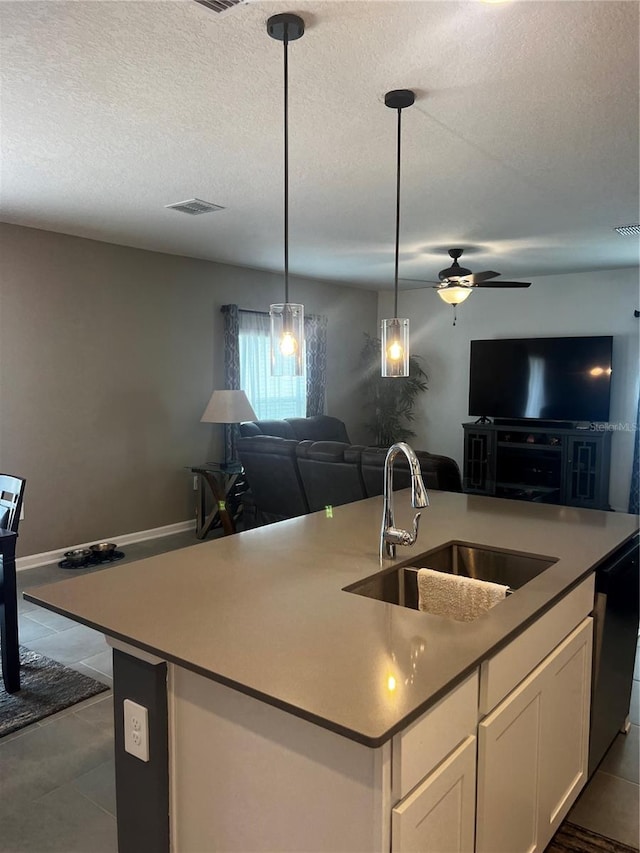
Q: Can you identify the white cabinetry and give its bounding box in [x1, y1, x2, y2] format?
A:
[390, 674, 478, 853]
[392, 735, 476, 853]
[168, 578, 594, 853]
[476, 617, 593, 853]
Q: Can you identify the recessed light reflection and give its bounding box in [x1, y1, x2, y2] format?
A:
[387, 674, 397, 693]
[589, 366, 613, 377]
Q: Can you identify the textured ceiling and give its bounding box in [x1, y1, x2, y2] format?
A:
[1, 0, 638, 289]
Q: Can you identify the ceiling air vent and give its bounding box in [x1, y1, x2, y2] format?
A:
[193, 0, 249, 15]
[165, 198, 225, 216]
[614, 224, 640, 236]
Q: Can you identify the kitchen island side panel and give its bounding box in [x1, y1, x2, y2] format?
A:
[168, 664, 392, 853]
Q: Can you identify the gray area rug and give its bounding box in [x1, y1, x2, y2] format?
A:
[545, 822, 639, 853]
[0, 645, 109, 738]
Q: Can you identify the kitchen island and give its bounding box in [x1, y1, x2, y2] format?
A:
[25, 489, 639, 853]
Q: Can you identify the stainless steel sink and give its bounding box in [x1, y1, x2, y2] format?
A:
[344, 542, 556, 611]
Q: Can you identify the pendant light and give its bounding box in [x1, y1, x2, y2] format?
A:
[381, 90, 415, 377]
[268, 13, 305, 377]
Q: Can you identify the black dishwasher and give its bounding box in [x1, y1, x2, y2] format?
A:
[588, 533, 639, 778]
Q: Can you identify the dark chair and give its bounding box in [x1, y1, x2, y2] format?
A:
[360, 448, 462, 497]
[295, 441, 367, 513]
[0, 473, 26, 693]
[0, 474, 26, 533]
[236, 437, 309, 526]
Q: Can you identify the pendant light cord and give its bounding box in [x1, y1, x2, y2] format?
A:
[283, 29, 290, 304]
[393, 106, 402, 318]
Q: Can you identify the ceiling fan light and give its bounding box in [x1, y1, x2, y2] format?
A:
[437, 286, 473, 305]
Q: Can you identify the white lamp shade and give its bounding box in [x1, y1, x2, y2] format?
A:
[200, 390, 257, 424]
[437, 286, 473, 305]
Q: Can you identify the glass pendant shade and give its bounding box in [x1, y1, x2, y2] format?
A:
[437, 286, 473, 305]
[381, 317, 410, 377]
[270, 302, 304, 376]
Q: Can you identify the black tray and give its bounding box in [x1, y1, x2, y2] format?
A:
[58, 550, 125, 570]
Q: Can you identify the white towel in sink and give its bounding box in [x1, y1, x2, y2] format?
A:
[417, 569, 508, 622]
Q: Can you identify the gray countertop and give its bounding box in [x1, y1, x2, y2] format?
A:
[25, 491, 639, 746]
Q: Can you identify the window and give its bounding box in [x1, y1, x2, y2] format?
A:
[238, 310, 306, 420]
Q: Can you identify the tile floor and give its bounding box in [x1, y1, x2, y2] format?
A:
[3, 531, 210, 853]
[2, 530, 639, 852]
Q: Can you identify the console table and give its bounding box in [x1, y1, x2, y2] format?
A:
[190, 463, 244, 539]
[463, 422, 612, 510]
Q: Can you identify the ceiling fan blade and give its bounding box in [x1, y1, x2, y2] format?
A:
[474, 281, 531, 288]
[398, 278, 442, 289]
[464, 270, 500, 284]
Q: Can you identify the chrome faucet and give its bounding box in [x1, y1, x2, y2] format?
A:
[379, 442, 429, 564]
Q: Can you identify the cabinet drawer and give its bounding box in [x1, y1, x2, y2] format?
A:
[479, 575, 594, 715]
[392, 670, 478, 800]
[392, 735, 476, 853]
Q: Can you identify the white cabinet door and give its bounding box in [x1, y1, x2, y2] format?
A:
[477, 617, 593, 853]
[476, 669, 543, 853]
[539, 617, 593, 840]
[392, 736, 476, 853]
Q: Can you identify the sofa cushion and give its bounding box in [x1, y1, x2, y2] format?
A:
[295, 441, 366, 513]
[239, 415, 350, 443]
[360, 447, 462, 497]
[238, 421, 262, 438]
[236, 436, 309, 523]
[295, 440, 363, 462]
[286, 416, 351, 443]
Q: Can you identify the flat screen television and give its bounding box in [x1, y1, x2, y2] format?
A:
[468, 336, 613, 423]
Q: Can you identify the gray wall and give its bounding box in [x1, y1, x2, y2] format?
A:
[378, 267, 640, 512]
[0, 224, 378, 556]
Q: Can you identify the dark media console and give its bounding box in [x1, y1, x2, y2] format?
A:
[463, 421, 611, 510]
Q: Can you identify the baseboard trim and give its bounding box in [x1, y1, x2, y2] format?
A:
[16, 519, 196, 572]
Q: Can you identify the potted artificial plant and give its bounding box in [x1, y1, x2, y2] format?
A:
[358, 333, 428, 447]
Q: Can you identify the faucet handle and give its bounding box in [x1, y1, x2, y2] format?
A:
[384, 526, 414, 547]
[384, 512, 422, 548]
[411, 511, 422, 542]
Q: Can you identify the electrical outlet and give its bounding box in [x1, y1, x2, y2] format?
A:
[193, 475, 199, 490]
[123, 699, 149, 762]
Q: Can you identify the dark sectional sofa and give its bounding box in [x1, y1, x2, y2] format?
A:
[236, 416, 462, 528]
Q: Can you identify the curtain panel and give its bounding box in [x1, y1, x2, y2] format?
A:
[221, 304, 241, 462]
[304, 313, 328, 417]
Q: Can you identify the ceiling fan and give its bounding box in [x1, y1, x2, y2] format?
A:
[402, 248, 531, 324]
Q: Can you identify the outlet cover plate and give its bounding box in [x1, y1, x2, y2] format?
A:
[123, 698, 149, 762]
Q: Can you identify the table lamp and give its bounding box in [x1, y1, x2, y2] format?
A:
[200, 390, 257, 465]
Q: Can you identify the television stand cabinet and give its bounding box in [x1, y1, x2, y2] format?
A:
[463, 422, 611, 510]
